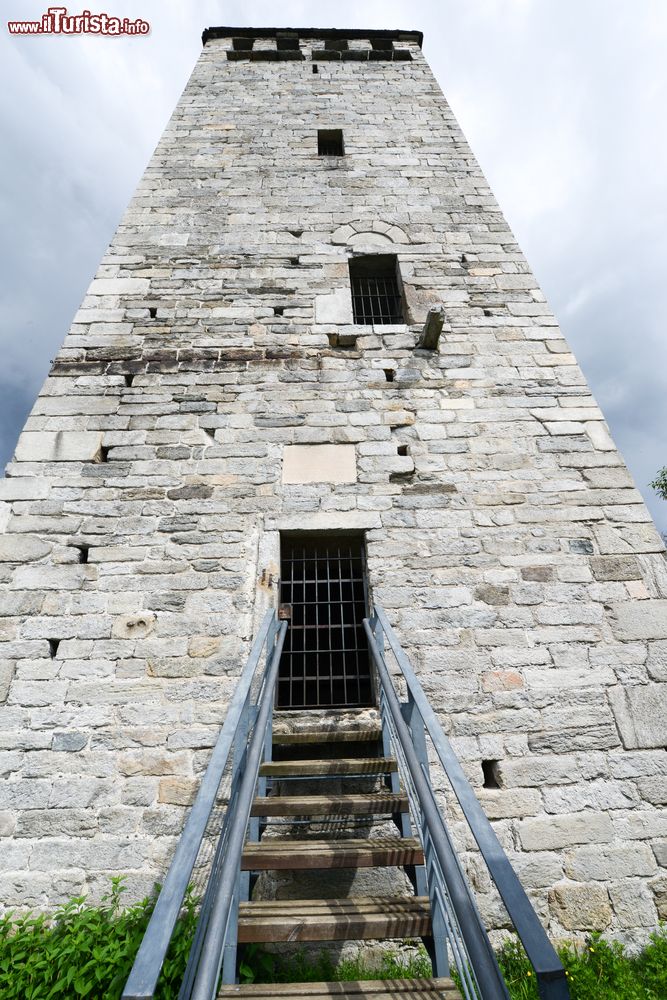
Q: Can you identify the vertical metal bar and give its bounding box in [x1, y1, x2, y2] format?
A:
[221, 876, 239, 985]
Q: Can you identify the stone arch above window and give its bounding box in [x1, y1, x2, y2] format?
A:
[332, 220, 410, 246]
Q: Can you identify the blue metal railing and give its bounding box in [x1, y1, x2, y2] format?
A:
[364, 607, 570, 1000]
[124, 603, 568, 1000]
[122, 611, 286, 1000]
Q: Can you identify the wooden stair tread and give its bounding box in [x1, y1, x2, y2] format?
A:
[260, 758, 397, 777]
[273, 730, 382, 745]
[219, 978, 461, 1000]
[238, 896, 431, 942]
[241, 838, 424, 871]
[251, 793, 408, 817]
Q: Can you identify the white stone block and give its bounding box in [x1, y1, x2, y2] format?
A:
[314, 288, 353, 324]
[0, 535, 51, 562]
[14, 432, 104, 463]
[88, 277, 150, 296]
[282, 444, 356, 484]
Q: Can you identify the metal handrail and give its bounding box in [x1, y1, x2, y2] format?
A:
[366, 608, 570, 1000]
[188, 620, 287, 1000]
[367, 621, 508, 1000]
[122, 611, 281, 1000]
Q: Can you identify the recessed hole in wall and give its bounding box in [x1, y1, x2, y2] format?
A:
[289, 257, 300, 266]
[99, 446, 109, 463]
[397, 444, 409, 457]
[202, 427, 216, 440]
[149, 307, 157, 319]
[327, 333, 358, 349]
[124, 374, 134, 387]
[482, 759, 501, 789]
[273, 306, 285, 316]
[384, 368, 396, 383]
[318, 129, 344, 156]
[276, 34, 299, 51]
[288, 230, 303, 238]
[484, 309, 493, 317]
[73, 545, 89, 564]
[48, 639, 60, 659]
[313, 64, 319, 73]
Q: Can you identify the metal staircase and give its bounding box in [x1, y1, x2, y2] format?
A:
[122, 608, 570, 1000]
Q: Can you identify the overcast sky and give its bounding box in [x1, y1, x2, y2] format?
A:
[1, 0, 666, 533]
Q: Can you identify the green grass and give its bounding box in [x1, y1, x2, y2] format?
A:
[239, 942, 434, 984]
[496, 930, 667, 1000]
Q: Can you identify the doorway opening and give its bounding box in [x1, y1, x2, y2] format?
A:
[277, 533, 373, 709]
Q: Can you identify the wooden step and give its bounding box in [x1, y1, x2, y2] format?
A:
[273, 729, 382, 746]
[219, 978, 462, 1000]
[259, 758, 397, 778]
[238, 895, 432, 943]
[241, 837, 424, 871]
[251, 792, 409, 817]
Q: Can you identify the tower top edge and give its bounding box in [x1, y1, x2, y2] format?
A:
[201, 26, 423, 48]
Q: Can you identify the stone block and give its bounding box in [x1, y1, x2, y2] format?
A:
[13, 565, 88, 590]
[609, 600, 667, 640]
[610, 880, 658, 928]
[518, 812, 613, 851]
[158, 777, 197, 806]
[586, 421, 615, 451]
[564, 843, 657, 881]
[0, 661, 15, 702]
[14, 431, 104, 463]
[637, 775, 667, 805]
[549, 882, 612, 930]
[608, 683, 667, 749]
[0, 534, 51, 562]
[52, 732, 88, 753]
[111, 614, 156, 639]
[590, 556, 641, 581]
[0, 478, 51, 501]
[88, 277, 150, 295]
[314, 288, 353, 324]
[282, 444, 357, 484]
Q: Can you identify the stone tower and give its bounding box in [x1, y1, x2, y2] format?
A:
[1, 26, 665, 944]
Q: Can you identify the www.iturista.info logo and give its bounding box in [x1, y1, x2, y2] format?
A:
[7, 6, 150, 35]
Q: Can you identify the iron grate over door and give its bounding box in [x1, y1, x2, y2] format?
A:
[277, 535, 373, 709]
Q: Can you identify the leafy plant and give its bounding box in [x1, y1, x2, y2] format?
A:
[496, 928, 667, 1000]
[650, 467, 667, 501]
[0, 877, 197, 1000]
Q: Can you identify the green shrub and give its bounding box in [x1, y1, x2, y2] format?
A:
[496, 928, 667, 1000]
[0, 877, 197, 1000]
[2, 882, 666, 1000]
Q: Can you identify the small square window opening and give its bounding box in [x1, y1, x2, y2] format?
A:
[349, 254, 405, 325]
[276, 34, 299, 51]
[318, 129, 344, 156]
[232, 36, 254, 51]
[324, 38, 348, 51]
[370, 37, 393, 51]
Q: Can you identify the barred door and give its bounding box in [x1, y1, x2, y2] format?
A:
[277, 534, 373, 709]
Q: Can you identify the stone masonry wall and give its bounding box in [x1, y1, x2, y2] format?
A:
[1, 29, 666, 945]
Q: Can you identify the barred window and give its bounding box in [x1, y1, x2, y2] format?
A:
[349, 254, 404, 324]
